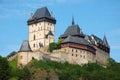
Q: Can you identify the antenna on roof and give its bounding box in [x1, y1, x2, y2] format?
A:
[30, 13, 33, 19]
[50, 11, 53, 17]
[72, 16, 75, 25]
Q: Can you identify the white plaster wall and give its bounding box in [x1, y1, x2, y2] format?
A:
[28, 21, 55, 51]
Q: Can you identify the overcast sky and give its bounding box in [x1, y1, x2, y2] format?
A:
[0, 0, 120, 62]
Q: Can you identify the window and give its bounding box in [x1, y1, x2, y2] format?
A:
[84, 56, 85, 59]
[72, 49, 73, 52]
[33, 44, 35, 47]
[72, 54, 74, 56]
[80, 55, 82, 58]
[76, 50, 77, 53]
[80, 50, 82, 53]
[35, 23, 37, 26]
[76, 54, 77, 57]
[64, 49, 66, 51]
[20, 56, 23, 59]
[33, 35, 36, 40]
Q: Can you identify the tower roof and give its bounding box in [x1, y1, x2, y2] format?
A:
[19, 40, 32, 52]
[103, 35, 110, 48]
[28, 7, 56, 24]
[60, 18, 84, 38]
[72, 17, 75, 25]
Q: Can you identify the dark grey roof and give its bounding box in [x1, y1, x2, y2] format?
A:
[91, 34, 103, 44]
[85, 35, 94, 44]
[62, 36, 92, 47]
[60, 18, 84, 38]
[47, 31, 54, 36]
[19, 40, 32, 52]
[60, 24, 84, 38]
[103, 35, 110, 48]
[28, 7, 55, 21]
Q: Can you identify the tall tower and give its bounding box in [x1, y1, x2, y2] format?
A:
[27, 7, 56, 51]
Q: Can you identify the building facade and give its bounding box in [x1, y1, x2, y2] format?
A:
[18, 7, 110, 67]
[27, 7, 56, 51]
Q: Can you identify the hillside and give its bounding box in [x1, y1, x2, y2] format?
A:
[7, 58, 120, 80]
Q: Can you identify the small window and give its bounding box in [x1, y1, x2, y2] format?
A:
[72, 54, 74, 56]
[80, 55, 82, 58]
[33, 35, 36, 40]
[84, 56, 85, 59]
[21, 56, 23, 59]
[76, 54, 77, 57]
[72, 49, 73, 52]
[76, 50, 77, 53]
[80, 50, 82, 53]
[64, 49, 66, 51]
[33, 44, 35, 47]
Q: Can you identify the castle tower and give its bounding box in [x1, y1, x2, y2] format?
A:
[27, 7, 56, 51]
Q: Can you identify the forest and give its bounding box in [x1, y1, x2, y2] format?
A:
[0, 55, 120, 80]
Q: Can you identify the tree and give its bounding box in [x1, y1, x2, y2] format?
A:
[49, 42, 57, 52]
[0, 56, 11, 80]
[49, 39, 64, 52]
[7, 51, 17, 58]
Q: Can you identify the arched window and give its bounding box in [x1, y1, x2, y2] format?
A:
[33, 35, 36, 40]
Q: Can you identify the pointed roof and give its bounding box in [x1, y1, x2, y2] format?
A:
[72, 17, 75, 25]
[91, 34, 103, 44]
[19, 40, 32, 52]
[28, 7, 56, 23]
[47, 31, 54, 36]
[103, 35, 110, 48]
[60, 18, 84, 38]
[62, 36, 91, 47]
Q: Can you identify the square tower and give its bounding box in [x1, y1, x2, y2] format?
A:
[27, 7, 56, 51]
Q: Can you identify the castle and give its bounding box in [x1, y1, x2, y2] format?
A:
[18, 7, 110, 67]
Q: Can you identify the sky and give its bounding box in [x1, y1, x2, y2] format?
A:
[0, 0, 120, 62]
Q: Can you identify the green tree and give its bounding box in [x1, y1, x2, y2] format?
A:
[49, 42, 57, 52]
[57, 38, 64, 49]
[0, 56, 11, 80]
[7, 51, 17, 58]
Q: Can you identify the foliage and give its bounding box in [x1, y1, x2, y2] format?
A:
[0, 56, 11, 80]
[25, 59, 120, 80]
[0, 55, 120, 80]
[7, 51, 17, 58]
[49, 38, 64, 52]
[49, 42, 58, 52]
[57, 38, 64, 49]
